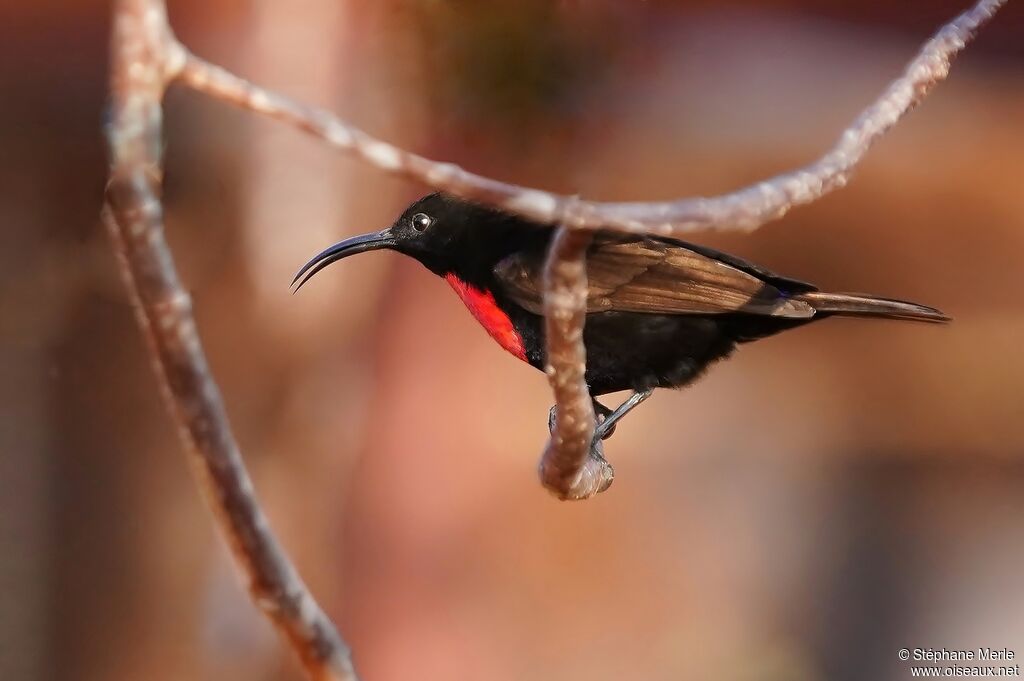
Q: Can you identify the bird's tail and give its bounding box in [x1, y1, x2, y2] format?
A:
[796, 291, 951, 324]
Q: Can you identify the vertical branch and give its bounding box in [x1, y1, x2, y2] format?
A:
[104, 1, 359, 680]
[537, 220, 611, 500]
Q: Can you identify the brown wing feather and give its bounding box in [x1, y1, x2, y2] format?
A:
[494, 235, 815, 318]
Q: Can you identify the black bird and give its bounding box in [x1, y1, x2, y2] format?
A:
[294, 192, 949, 440]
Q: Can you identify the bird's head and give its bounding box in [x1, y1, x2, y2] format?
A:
[292, 192, 546, 290]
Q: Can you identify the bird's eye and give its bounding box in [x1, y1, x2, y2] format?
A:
[411, 213, 433, 232]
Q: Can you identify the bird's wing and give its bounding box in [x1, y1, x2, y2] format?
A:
[493, 234, 817, 318]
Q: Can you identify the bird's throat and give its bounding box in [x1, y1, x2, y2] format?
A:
[444, 274, 528, 362]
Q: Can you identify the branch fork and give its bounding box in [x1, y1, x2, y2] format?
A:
[104, 0, 1007, 676]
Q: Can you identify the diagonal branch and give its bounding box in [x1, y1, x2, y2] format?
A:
[104, 1, 360, 679]
[176, 0, 1006, 236]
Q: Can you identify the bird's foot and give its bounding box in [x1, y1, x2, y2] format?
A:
[547, 400, 617, 444]
[540, 390, 652, 499]
[544, 404, 612, 499]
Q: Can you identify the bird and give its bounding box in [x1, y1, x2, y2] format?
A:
[293, 192, 949, 441]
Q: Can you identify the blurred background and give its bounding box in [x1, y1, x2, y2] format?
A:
[3, 1, 1023, 680]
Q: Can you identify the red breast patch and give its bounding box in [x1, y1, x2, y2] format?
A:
[444, 274, 528, 362]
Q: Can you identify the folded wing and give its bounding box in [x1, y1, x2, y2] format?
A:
[493, 234, 817, 319]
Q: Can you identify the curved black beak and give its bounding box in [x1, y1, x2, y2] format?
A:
[291, 229, 396, 291]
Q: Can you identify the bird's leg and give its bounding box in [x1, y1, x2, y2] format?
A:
[548, 398, 617, 440]
[547, 392, 651, 443]
[592, 399, 615, 438]
[592, 389, 653, 442]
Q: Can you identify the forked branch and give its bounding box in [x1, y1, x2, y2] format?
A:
[105, 1, 358, 680]
[105, 0, 1006, 678]
[173, 0, 1005, 499]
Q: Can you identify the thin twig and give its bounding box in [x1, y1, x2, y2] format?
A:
[538, 216, 610, 500]
[104, 1, 360, 679]
[176, 0, 1006, 236]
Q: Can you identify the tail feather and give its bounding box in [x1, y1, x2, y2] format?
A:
[796, 291, 951, 324]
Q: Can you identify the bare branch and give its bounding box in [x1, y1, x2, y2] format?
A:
[104, 1, 359, 679]
[166, 1, 1006, 507]
[537, 222, 612, 500]
[176, 0, 1006, 235]
[108, 0, 1005, 664]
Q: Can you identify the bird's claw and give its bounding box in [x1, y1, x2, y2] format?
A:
[543, 404, 614, 498]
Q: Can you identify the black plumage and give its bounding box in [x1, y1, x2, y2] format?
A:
[294, 192, 948, 428]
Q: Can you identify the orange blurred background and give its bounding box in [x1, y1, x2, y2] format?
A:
[2, 2, 1023, 680]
